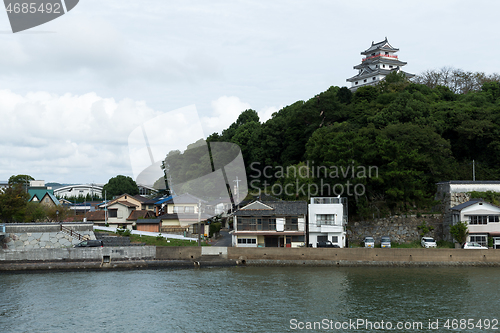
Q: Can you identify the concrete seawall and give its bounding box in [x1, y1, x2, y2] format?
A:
[2, 246, 500, 272]
[157, 247, 500, 265]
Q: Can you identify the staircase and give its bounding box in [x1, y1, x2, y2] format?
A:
[60, 225, 90, 241]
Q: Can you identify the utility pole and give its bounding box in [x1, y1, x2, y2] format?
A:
[105, 190, 108, 226]
[233, 176, 241, 206]
[197, 200, 201, 246]
[473, 160, 476, 181]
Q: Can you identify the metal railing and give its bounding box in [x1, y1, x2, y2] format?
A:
[60, 225, 88, 241]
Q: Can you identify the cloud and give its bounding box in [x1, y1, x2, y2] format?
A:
[258, 105, 282, 122]
[201, 96, 251, 136]
[0, 89, 162, 183]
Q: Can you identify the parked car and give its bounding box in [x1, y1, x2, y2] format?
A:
[364, 236, 375, 248]
[380, 236, 391, 248]
[462, 242, 488, 249]
[421, 237, 437, 248]
[74, 240, 103, 248]
[317, 241, 340, 248]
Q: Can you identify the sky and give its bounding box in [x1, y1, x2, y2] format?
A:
[1, 0, 500, 185]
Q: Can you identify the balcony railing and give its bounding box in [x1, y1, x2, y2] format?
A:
[312, 197, 343, 204]
[362, 53, 398, 62]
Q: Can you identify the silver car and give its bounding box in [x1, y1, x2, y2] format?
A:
[421, 237, 437, 248]
[462, 242, 488, 249]
[381, 236, 391, 248]
[364, 236, 375, 248]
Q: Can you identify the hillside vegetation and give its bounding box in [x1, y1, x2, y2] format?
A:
[186, 71, 500, 219]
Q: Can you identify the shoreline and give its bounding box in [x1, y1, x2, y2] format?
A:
[2, 258, 500, 273]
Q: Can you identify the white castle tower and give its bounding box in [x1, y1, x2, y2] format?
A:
[346, 37, 414, 91]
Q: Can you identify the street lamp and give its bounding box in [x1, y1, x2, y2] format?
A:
[56, 210, 59, 222]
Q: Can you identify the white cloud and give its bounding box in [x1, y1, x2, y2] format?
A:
[0, 89, 162, 183]
[258, 105, 282, 123]
[201, 96, 251, 136]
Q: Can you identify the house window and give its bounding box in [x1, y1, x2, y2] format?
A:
[238, 218, 257, 231]
[489, 215, 499, 223]
[385, 52, 389, 55]
[355, 81, 358, 85]
[383, 65, 385, 68]
[470, 216, 488, 225]
[331, 236, 338, 243]
[317, 235, 328, 242]
[363, 79, 367, 83]
[256, 218, 276, 231]
[371, 53, 375, 56]
[184, 206, 194, 213]
[238, 238, 256, 244]
[285, 217, 298, 231]
[470, 234, 487, 247]
[316, 214, 335, 226]
[108, 209, 118, 218]
[373, 77, 376, 81]
[389, 65, 393, 68]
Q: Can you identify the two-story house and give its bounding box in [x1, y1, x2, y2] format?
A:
[231, 200, 307, 248]
[451, 199, 500, 248]
[157, 193, 211, 235]
[308, 197, 348, 248]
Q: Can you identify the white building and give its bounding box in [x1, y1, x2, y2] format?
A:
[451, 199, 500, 249]
[54, 184, 103, 199]
[346, 37, 414, 92]
[308, 197, 348, 248]
[232, 200, 307, 248]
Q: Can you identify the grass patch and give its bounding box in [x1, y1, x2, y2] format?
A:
[94, 229, 208, 246]
[390, 240, 421, 248]
[130, 234, 208, 246]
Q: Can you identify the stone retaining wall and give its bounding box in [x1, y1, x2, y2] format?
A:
[0, 246, 156, 261]
[346, 215, 443, 244]
[1, 223, 96, 250]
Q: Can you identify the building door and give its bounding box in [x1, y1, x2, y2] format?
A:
[265, 236, 279, 247]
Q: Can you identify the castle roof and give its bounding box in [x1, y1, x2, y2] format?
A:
[361, 37, 399, 55]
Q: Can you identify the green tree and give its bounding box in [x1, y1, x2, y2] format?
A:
[0, 184, 30, 222]
[103, 175, 139, 197]
[450, 221, 468, 246]
[8, 174, 34, 187]
[23, 202, 48, 222]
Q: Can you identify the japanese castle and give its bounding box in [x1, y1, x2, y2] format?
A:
[346, 37, 414, 91]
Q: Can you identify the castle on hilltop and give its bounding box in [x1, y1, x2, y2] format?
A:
[346, 37, 414, 91]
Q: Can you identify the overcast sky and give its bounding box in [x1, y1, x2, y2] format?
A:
[1, 0, 499, 185]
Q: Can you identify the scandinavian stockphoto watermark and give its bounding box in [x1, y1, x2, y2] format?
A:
[3, 0, 79, 33]
[289, 318, 499, 331]
[249, 161, 378, 198]
[127, 105, 248, 217]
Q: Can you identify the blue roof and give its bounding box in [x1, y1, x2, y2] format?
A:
[451, 199, 484, 211]
[154, 195, 175, 205]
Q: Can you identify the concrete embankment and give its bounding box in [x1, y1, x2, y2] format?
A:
[2, 246, 500, 272]
[158, 246, 500, 266]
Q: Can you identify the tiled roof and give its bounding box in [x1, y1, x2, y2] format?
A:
[451, 199, 484, 211]
[127, 210, 155, 220]
[235, 201, 307, 217]
[362, 38, 399, 54]
[116, 201, 138, 208]
[85, 211, 106, 221]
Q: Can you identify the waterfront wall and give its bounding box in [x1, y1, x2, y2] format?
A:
[0, 246, 156, 261]
[154, 246, 500, 264]
[346, 215, 444, 244]
[1, 223, 96, 250]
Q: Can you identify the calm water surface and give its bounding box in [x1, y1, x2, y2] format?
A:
[1, 266, 499, 332]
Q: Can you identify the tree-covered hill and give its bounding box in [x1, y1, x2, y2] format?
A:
[200, 71, 500, 218]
